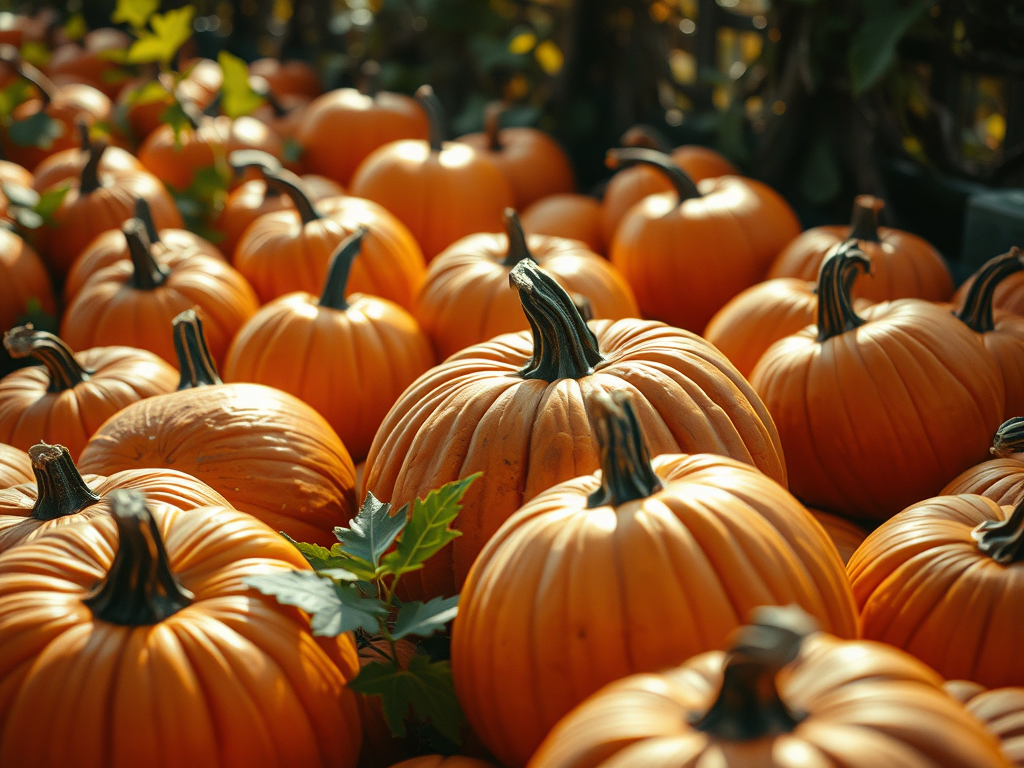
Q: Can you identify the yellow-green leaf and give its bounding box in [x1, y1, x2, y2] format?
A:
[508, 31, 537, 55]
[534, 40, 564, 75]
[112, 0, 160, 30]
[218, 50, 266, 119]
[63, 13, 87, 41]
[126, 6, 195, 67]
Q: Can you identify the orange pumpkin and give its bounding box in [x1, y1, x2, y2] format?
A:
[947, 680, 1024, 767]
[456, 102, 574, 209]
[527, 606, 1009, 768]
[0, 326, 177, 458]
[768, 195, 954, 302]
[0, 444, 31, 488]
[751, 241, 1004, 520]
[414, 209, 637, 359]
[78, 310, 358, 545]
[249, 87, 311, 144]
[607, 148, 801, 332]
[520, 193, 605, 254]
[944, 418, 1024, 504]
[810, 508, 869, 565]
[45, 28, 132, 98]
[0, 226, 54, 334]
[117, 68, 219, 143]
[249, 58, 321, 100]
[365, 260, 786, 599]
[453, 393, 854, 767]
[389, 759, 496, 768]
[0, 489, 363, 768]
[224, 229, 435, 462]
[350, 86, 514, 261]
[31, 120, 143, 192]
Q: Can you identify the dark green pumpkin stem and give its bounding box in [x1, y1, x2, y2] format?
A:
[992, 417, 1024, 458]
[124, 219, 168, 290]
[955, 248, 1024, 333]
[606, 148, 701, 201]
[973, 497, 1024, 564]
[816, 240, 871, 342]
[484, 101, 506, 152]
[82, 489, 194, 626]
[510, 260, 603, 381]
[133, 197, 163, 245]
[320, 226, 368, 311]
[501, 209, 534, 267]
[172, 309, 222, 390]
[693, 605, 817, 740]
[80, 140, 107, 195]
[229, 149, 284, 199]
[587, 391, 662, 508]
[3, 325, 90, 392]
[571, 293, 593, 323]
[264, 167, 319, 224]
[249, 75, 287, 117]
[0, 43, 56, 105]
[848, 196, 884, 243]
[28, 443, 100, 521]
[416, 84, 446, 152]
[621, 124, 673, 153]
[77, 119, 91, 152]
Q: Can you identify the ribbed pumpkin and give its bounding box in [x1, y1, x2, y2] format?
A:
[0, 160, 34, 217]
[947, 681, 1024, 767]
[414, 209, 638, 360]
[350, 86, 513, 261]
[224, 229, 435, 462]
[944, 418, 1024, 504]
[31, 120, 143, 192]
[849, 492, 1024, 688]
[521, 193, 605, 254]
[0, 444, 31, 488]
[456, 102, 574, 209]
[607, 148, 801, 332]
[0, 326, 177, 458]
[233, 168, 425, 309]
[62, 219, 258, 367]
[0, 489, 363, 768]
[751, 241, 1004, 520]
[78, 310, 358, 546]
[0, 226, 54, 334]
[527, 606, 1010, 768]
[365, 260, 786, 599]
[0, 442, 228, 553]
[389, 759, 496, 768]
[768, 195, 954, 302]
[453, 393, 854, 767]
[810, 508, 868, 565]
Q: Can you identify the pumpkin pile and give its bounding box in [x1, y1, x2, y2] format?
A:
[0, 7, 1021, 768]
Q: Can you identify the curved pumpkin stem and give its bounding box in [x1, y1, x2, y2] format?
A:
[76, 118, 91, 152]
[416, 84, 446, 153]
[586, 390, 662, 508]
[484, 101, 506, 152]
[620, 124, 673, 153]
[28, 443, 101, 521]
[848, 195, 884, 243]
[0, 43, 56, 106]
[955, 248, 1024, 333]
[320, 226, 368, 311]
[249, 75, 288, 117]
[79, 139, 107, 195]
[133, 197, 164, 246]
[124, 219, 169, 290]
[973, 496, 1024, 564]
[82, 489, 195, 625]
[3, 325, 91, 392]
[172, 309, 222, 390]
[501, 209, 534, 268]
[693, 605, 817, 740]
[815, 240, 871, 342]
[991, 417, 1024, 458]
[571, 293, 593, 323]
[605, 148, 701, 201]
[263, 167, 319, 225]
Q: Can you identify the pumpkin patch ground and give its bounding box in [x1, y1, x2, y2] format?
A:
[0, 3, 1020, 767]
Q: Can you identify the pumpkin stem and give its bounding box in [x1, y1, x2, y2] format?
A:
[249, 75, 287, 117]
[133, 197, 163, 246]
[79, 139, 107, 195]
[586, 391, 662, 508]
[848, 195, 884, 243]
[263, 167, 320, 224]
[3, 325, 91, 392]
[501, 209, 534, 267]
[692, 605, 817, 740]
[509, 260, 603, 381]
[484, 101, 506, 152]
[0, 43, 56, 105]
[815, 240, 871, 342]
[172, 309, 222, 390]
[76, 118, 91, 152]
[82, 489, 195, 626]
[571, 293, 593, 322]
[27, 443, 101, 521]
[416, 84, 446, 153]
[991, 417, 1024, 458]
[955, 248, 1024, 333]
[228, 149, 284, 199]
[124, 219, 169, 290]
[320, 226, 369, 311]
[620, 124, 673, 153]
[605, 148, 701, 201]
[973, 496, 1024, 564]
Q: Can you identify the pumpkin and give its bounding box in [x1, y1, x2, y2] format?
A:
[943, 417, 1024, 504]
[751, 241, 1004, 520]
[414, 209, 637, 360]
[35, 141, 183, 279]
[768, 195, 954, 302]
[0, 226, 54, 334]
[364, 260, 786, 599]
[0, 326, 177, 458]
[527, 606, 1010, 768]
[521, 193, 604, 254]
[78, 310, 358, 546]
[452, 392, 855, 767]
[607, 148, 801, 332]
[456, 101, 574, 209]
[250, 87, 311, 145]
[849, 492, 1024, 688]
[350, 86, 514, 261]
[233, 168, 425, 310]
[45, 28, 133, 98]
[0, 444, 31, 488]
[224, 228, 435, 462]
[296, 87, 428, 186]
[810, 508, 868, 565]
[947, 681, 1024, 767]
[31, 119, 143, 192]
[118, 69, 219, 143]
[0, 488, 363, 768]
[249, 57, 322, 100]
[389, 759, 496, 768]
[62, 219, 258, 367]
[0, 442, 229, 553]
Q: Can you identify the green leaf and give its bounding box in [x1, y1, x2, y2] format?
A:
[0, 80, 33, 119]
[243, 570, 388, 636]
[19, 42, 50, 68]
[218, 50, 265, 119]
[848, 0, 931, 95]
[349, 655, 464, 742]
[34, 185, 70, 224]
[63, 13, 88, 41]
[335, 491, 406, 568]
[129, 79, 172, 107]
[381, 474, 480, 577]
[7, 111, 65, 149]
[112, 0, 160, 30]
[282, 137, 303, 164]
[126, 6, 196, 67]
[391, 595, 459, 640]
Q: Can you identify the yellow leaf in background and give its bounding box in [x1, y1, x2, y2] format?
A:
[112, 0, 159, 30]
[534, 39, 563, 75]
[126, 6, 195, 67]
[63, 13, 87, 41]
[218, 50, 266, 118]
[20, 42, 50, 68]
[508, 32, 537, 55]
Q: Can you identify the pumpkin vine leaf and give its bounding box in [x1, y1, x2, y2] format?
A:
[391, 595, 459, 640]
[243, 570, 387, 636]
[126, 5, 196, 68]
[7, 111, 64, 149]
[218, 50, 265, 119]
[334, 491, 405, 568]
[112, 0, 159, 30]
